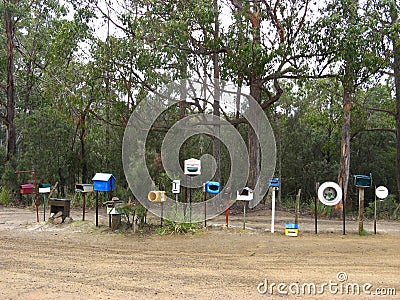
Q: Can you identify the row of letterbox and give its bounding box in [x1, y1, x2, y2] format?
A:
[20, 173, 116, 195]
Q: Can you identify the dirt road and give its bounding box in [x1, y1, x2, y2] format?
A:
[0, 207, 399, 299]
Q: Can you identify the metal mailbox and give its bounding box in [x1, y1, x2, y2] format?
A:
[354, 175, 372, 188]
[38, 183, 51, 194]
[20, 184, 35, 195]
[75, 183, 94, 193]
[269, 178, 280, 187]
[236, 187, 254, 201]
[92, 173, 115, 192]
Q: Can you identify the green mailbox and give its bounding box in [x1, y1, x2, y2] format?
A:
[354, 175, 372, 188]
[39, 183, 51, 194]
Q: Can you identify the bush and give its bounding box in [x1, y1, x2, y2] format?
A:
[365, 195, 399, 220]
[155, 220, 199, 235]
[0, 187, 10, 206]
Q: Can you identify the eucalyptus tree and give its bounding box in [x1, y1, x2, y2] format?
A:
[221, 0, 312, 197]
[308, 0, 385, 207]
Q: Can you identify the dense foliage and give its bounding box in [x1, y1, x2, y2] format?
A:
[0, 0, 399, 216]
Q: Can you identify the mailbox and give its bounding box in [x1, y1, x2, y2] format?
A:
[92, 173, 115, 192]
[20, 184, 35, 195]
[148, 191, 166, 202]
[236, 187, 254, 201]
[184, 158, 201, 175]
[38, 183, 51, 194]
[204, 181, 220, 195]
[75, 183, 94, 193]
[354, 175, 372, 188]
[269, 178, 280, 187]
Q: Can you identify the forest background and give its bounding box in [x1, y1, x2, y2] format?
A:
[1, 0, 399, 218]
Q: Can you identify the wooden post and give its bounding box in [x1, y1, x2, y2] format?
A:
[374, 187, 377, 235]
[358, 187, 364, 235]
[315, 183, 319, 234]
[295, 189, 301, 224]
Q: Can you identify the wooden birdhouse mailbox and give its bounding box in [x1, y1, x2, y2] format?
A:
[92, 173, 115, 192]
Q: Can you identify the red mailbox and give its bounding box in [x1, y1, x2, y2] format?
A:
[20, 184, 35, 195]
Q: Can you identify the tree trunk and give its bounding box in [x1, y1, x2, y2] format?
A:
[80, 114, 88, 183]
[5, 0, 17, 162]
[337, 89, 352, 211]
[337, 0, 358, 215]
[390, 7, 400, 203]
[247, 0, 262, 200]
[212, 0, 221, 183]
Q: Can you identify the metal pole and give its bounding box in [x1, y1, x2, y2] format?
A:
[225, 199, 229, 228]
[189, 177, 192, 223]
[271, 188, 276, 233]
[43, 194, 46, 222]
[82, 193, 86, 221]
[42, 194, 45, 221]
[203, 192, 207, 228]
[374, 186, 377, 235]
[342, 182, 345, 235]
[96, 191, 99, 227]
[161, 201, 163, 226]
[243, 202, 246, 230]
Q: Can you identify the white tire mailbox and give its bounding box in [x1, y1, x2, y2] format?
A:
[318, 181, 342, 206]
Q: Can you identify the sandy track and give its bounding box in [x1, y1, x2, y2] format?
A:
[0, 207, 399, 299]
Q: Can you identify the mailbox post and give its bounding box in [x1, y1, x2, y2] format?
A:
[38, 183, 51, 221]
[92, 173, 115, 226]
[269, 178, 280, 233]
[354, 174, 372, 235]
[203, 181, 220, 227]
[236, 187, 254, 230]
[184, 158, 201, 223]
[75, 184, 94, 221]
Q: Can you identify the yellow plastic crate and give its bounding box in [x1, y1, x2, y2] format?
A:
[285, 228, 298, 237]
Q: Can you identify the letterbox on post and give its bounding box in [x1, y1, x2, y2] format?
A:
[38, 183, 51, 194]
[92, 173, 115, 226]
[204, 181, 221, 195]
[20, 184, 35, 195]
[75, 183, 94, 221]
[75, 183, 94, 193]
[354, 175, 372, 188]
[269, 178, 280, 188]
[92, 173, 115, 192]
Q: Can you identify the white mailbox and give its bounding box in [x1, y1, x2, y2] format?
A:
[236, 187, 254, 201]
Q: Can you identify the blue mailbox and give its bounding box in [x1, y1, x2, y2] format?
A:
[269, 178, 280, 187]
[354, 175, 371, 188]
[204, 181, 220, 195]
[92, 173, 115, 192]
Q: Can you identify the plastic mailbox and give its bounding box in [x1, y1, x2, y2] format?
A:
[204, 181, 220, 195]
[92, 173, 115, 192]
